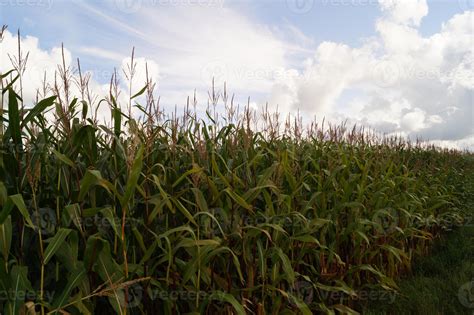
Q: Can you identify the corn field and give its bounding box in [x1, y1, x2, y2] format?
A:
[1, 30, 474, 314]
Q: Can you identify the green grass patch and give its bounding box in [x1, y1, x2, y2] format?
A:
[365, 225, 474, 315]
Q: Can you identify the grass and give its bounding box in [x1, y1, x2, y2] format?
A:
[365, 175, 474, 315]
[365, 225, 474, 315]
[0, 26, 473, 314]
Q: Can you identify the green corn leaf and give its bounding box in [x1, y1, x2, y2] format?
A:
[9, 265, 32, 315]
[9, 194, 34, 229]
[43, 228, 72, 264]
[53, 149, 76, 168]
[285, 291, 312, 315]
[64, 204, 83, 233]
[172, 197, 198, 226]
[0, 69, 16, 79]
[0, 181, 8, 205]
[21, 95, 56, 128]
[112, 106, 122, 137]
[224, 188, 253, 212]
[7, 88, 22, 149]
[52, 266, 87, 311]
[208, 291, 245, 315]
[130, 85, 148, 100]
[178, 239, 221, 248]
[122, 146, 144, 206]
[172, 165, 202, 188]
[0, 216, 12, 262]
[274, 247, 295, 283]
[331, 304, 360, 315]
[100, 207, 120, 237]
[84, 236, 104, 271]
[78, 170, 114, 202]
[0, 197, 14, 224]
[192, 187, 209, 212]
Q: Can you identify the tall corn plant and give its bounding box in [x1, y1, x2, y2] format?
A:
[0, 32, 473, 314]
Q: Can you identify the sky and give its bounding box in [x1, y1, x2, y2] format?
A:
[1, 0, 473, 149]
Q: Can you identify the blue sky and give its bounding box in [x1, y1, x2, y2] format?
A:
[3, 1, 466, 40]
[3, 0, 467, 80]
[1, 0, 473, 149]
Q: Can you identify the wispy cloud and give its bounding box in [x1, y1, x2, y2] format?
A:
[78, 46, 126, 62]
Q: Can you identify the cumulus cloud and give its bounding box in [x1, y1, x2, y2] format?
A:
[378, 0, 428, 26]
[0, 30, 161, 124]
[0, 31, 70, 102]
[74, 0, 297, 110]
[121, 56, 160, 89]
[272, 1, 473, 150]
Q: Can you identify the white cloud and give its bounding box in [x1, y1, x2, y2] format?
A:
[0, 31, 69, 102]
[378, 0, 428, 26]
[401, 108, 427, 132]
[0, 30, 133, 125]
[272, 2, 473, 150]
[75, 2, 296, 111]
[79, 47, 126, 62]
[121, 56, 160, 89]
